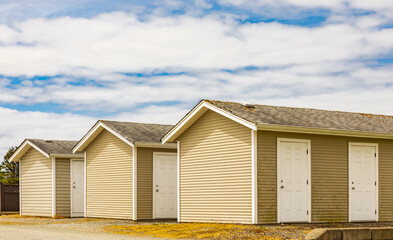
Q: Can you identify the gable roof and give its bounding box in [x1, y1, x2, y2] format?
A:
[73, 120, 176, 152]
[162, 99, 393, 143]
[9, 139, 83, 162]
[28, 139, 81, 155]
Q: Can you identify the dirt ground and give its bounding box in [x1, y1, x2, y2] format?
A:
[2, 215, 393, 240]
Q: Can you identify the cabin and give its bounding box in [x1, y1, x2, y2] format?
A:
[162, 99, 393, 224]
[9, 139, 84, 217]
[73, 120, 177, 220]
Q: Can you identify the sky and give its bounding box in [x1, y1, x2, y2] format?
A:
[0, 0, 393, 155]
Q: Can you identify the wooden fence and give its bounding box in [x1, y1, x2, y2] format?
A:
[0, 183, 19, 213]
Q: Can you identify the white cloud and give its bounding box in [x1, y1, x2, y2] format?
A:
[0, 4, 393, 155]
[0, 107, 96, 155]
[111, 104, 191, 125]
[218, 0, 393, 11]
[0, 12, 392, 77]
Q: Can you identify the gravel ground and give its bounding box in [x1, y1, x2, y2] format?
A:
[0, 216, 159, 240]
[0, 225, 155, 240]
[2, 215, 393, 240]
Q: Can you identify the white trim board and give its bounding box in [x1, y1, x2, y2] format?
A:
[258, 124, 393, 140]
[177, 141, 180, 222]
[135, 142, 177, 149]
[73, 121, 134, 153]
[277, 138, 311, 223]
[9, 140, 50, 162]
[162, 101, 257, 143]
[84, 151, 87, 218]
[251, 130, 258, 224]
[133, 146, 137, 220]
[52, 157, 56, 218]
[348, 142, 379, 222]
[19, 157, 22, 215]
[70, 158, 74, 218]
[152, 152, 178, 219]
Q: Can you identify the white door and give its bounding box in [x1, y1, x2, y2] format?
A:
[71, 160, 84, 217]
[154, 153, 177, 219]
[278, 140, 310, 223]
[349, 144, 377, 222]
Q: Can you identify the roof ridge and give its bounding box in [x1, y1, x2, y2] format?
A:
[100, 119, 174, 126]
[28, 139, 79, 142]
[204, 99, 393, 119]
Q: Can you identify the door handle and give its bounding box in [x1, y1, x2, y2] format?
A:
[281, 185, 284, 189]
[352, 187, 355, 190]
[73, 186, 76, 188]
[156, 189, 159, 192]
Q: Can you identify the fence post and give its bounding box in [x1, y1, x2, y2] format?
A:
[0, 182, 2, 214]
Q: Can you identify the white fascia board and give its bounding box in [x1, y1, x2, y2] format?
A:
[135, 142, 177, 149]
[9, 140, 50, 162]
[73, 122, 134, 153]
[8, 141, 30, 162]
[162, 101, 257, 143]
[251, 130, 258, 224]
[258, 123, 393, 140]
[132, 146, 137, 220]
[50, 154, 84, 159]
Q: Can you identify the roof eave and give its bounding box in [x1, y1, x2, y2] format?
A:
[135, 142, 177, 149]
[73, 121, 134, 153]
[257, 123, 393, 139]
[50, 153, 84, 159]
[8, 140, 50, 162]
[162, 100, 257, 143]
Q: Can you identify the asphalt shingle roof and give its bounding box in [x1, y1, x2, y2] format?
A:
[205, 100, 393, 134]
[28, 139, 82, 155]
[100, 120, 174, 143]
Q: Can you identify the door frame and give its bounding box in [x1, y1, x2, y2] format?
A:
[152, 152, 178, 219]
[70, 159, 84, 218]
[277, 138, 312, 223]
[348, 142, 379, 222]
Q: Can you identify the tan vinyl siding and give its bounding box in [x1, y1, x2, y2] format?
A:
[136, 147, 177, 220]
[20, 148, 52, 217]
[257, 130, 393, 223]
[376, 140, 393, 221]
[178, 110, 252, 223]
[55, 158, 71, 217]
[86, 129, 133, 219]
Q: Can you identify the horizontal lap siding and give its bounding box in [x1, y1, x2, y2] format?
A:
[20, 148, 52, 217]
[258, 131, 393, 223]
[178, 110, 252, 224]
[137, 147, 177, 220]
[86, 129, 133, 219]
[56, 158, 71, 217]
[376, 140, 393, 221]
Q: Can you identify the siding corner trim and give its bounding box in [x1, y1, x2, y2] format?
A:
[252, 130, 258, 224]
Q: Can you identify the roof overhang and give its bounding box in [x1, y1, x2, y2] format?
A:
[73, 121, 134, 153]
[8, 140, 50, 162]
[135, 142, 177, 149]
[162, 100, 257, 143]
[50, 154, 84, 159]
[258, 124, 393, 139]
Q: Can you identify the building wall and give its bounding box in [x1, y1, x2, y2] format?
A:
[55, 158, 71, 217]
[85, 129, 133, 219]
[257, 130, 393, 223]
[178, 110, 253, 223]
[20, 148, 52, 217]
[136, 147, 177, 220]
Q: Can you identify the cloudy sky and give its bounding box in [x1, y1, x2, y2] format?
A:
[0, 0, 393, 155]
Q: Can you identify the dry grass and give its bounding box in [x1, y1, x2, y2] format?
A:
[104, 222, 282, 240]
